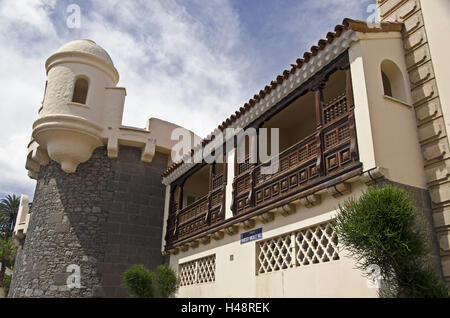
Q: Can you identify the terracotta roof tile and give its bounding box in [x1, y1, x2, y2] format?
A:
[326, 32, 335, 43]
[318, 39, 327, 50]
[162, 18, 403, 178]
[303, 51, 312, 62]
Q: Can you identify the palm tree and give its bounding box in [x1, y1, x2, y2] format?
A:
[0, 195, 20, 239]
[0, 237, 17, 280]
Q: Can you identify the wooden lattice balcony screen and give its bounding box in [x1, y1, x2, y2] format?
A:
[211, 173, 224, 190]
[237, 155, 252, 175]
[232, 95, 357, 216]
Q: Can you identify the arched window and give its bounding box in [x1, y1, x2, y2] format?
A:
[380, 60, 407, 102]
[72, 78, 89, 104]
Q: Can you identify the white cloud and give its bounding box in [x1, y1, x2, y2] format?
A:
[0, 0, 250, 199]
[79, 0, 250, 135]
[0, 0, 58, 198]
[0, 0, 371, 199]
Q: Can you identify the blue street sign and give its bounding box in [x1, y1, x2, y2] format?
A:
[240, 228, 263, 244]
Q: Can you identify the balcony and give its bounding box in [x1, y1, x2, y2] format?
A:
[233, 94, 358, 215]
[164, 54, 360, 249]
[165, 162, 226, 245]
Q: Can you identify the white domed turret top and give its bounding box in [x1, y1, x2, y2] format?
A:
[45, 38, 119, 85]
[27, 38, 187, 177]
[55, 39, 114, 66]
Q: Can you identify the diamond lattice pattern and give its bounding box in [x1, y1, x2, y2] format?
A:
[257, 222, 339, 274]
[258, 233, 293, 274]
[179, 254, 216, 286]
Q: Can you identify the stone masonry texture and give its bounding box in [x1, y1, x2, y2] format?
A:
[9, 146, 168, 298]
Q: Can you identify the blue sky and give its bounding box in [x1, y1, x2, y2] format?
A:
[0, 0, 375, 199]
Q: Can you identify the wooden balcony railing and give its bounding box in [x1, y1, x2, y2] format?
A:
[237, 155, 252, 175]
[323, 93, 348, 126]
[211, 173, 224, 190]
[165, 183, 226, 246]
[165, 94, 358, 248]
[232, 96, 357, 215]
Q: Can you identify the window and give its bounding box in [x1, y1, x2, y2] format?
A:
[382, 71, 393, 97]
[72, 78, 89, 104]
[380, 59, 407, 102]
[256, 222, 339, 275]
[179, 254, 216, 286]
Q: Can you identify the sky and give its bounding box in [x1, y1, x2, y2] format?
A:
[0, 0, 375, 200]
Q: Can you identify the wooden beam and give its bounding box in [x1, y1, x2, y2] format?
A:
[178, 182, 184, 211]
[209, 163, 214, 191]
[314, 88, 324, 130]
[345, 68, 354, 109]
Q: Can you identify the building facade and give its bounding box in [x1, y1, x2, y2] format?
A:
[9, 0, 450, 298]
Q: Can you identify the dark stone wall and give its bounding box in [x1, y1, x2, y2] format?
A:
[9, 146, 168, 298]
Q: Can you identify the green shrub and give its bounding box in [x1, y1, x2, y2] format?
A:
[122, 264, 155, 298]
[392, 263, 449, 298]
[0, 274, 11, 289]
[122, 264, 178, 298]
[333, 184, 449, 298]
[154, 264, 178, 298]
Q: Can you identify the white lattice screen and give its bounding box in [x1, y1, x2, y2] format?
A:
[257, 222, 339, 275]
[179, 254, 216, 286]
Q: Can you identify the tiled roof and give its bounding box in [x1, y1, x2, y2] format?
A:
[162, 18, 403, 178]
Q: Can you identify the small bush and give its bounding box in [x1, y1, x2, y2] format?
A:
[0, 274, 11, 289]
[122, 264, 178, 298]
[122, 264, 155, 298]
[333, 184, 449, 298]
[396, 266, 449, 298]
[154, 264, 178, 298]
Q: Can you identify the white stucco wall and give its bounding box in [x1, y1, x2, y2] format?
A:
[169, 181, 378, 298]
[350, 32, 427, 189]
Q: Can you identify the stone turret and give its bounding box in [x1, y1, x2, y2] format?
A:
[11, 40, 198, 297]
[26, 39, 167, 178]
[30, 39, 119, 174]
